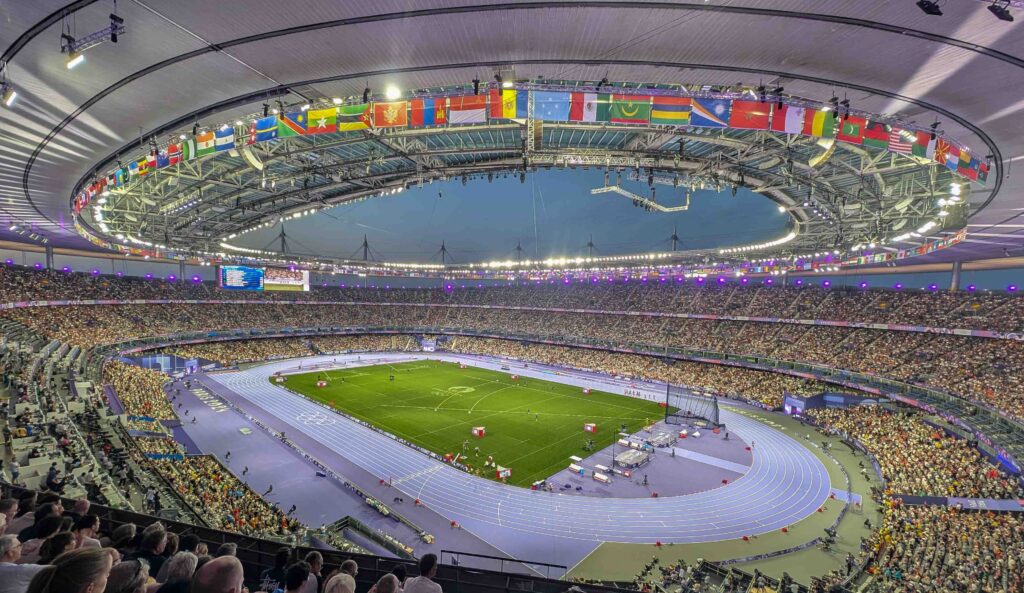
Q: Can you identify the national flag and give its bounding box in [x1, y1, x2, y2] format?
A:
[114, 168, 125, 186]
[253, 116, 278, 142]
[277, 112, 307, 137]
[156, 150, 170, 169]
[196, 131, 216, 156]
[489, 89, 526, 119]
[836, 115, 866, 145]
[167, 143, 181, 165]
[690, 98, 730, 128]
[137, 157, 150, 176]
[533, 91, 571, 121]
[448, 95, 487, 124]
[888, 127, 915, 154]
[802, 108, 835, 138]
[373, 102, 408, 128]
[862, 121, 889, 150]
[770, 104, 805, 134]
[127, 161, 139, 177]
[934, 138, 959, 170]
[650, 96, 691, 126]
[106, 172, 118, 189]
[338, 104, 371, 131]
[181, 138, 197, 161]
[957, 151, 975, 179]
[214, 127, 235, 151]
[608, 94, 651, 124]
[410, 98, 445, 126]
[918, 133, 937, 160]
[728, 100, 769, 130]
[306, 108, 337, 134]
[569, 92, 604, 122]
[977, 161, 989, 184]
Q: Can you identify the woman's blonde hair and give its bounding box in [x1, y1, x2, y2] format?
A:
[27, 547, 111, 593]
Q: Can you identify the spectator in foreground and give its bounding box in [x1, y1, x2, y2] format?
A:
[284, 562, 311, 593]
[373, 575, 401, 593]
[155, 552, 198, 593]
[191, 556, 245, 593]
[214, 543, 236, 558]
[26, 547, 113, 593]
[403, 554, 441, 593]
[73, 516, 102, 549]
[324, 560, 358, 593]
[103, 560, 148, 593]
[298, 552, 322, 593]
[0, 534, 46, 593]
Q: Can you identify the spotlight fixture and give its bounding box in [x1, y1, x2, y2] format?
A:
[472, 78, 481, 95]
[192, 123, 199, 136]
[362, 86, 370, 103]
[262, 103, 269, 117]
[839, 98, 850, 118]
[494, 73, 503, 86]
[827, 96, 838, 113]
[930, 121, 940, 140]
[757, 85, 767, 103]
[773, 86, 784, 110]
[0, 82, 15, 108]
[109, 13, 124, 43]
[66, 50, 85, 69]
[598, 77, 609, 88]
[916, 0, 943, 16]
[988, 1, 1014, 21]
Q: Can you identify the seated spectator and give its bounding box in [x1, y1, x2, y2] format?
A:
[154, 552, 197, 593]
[0, 534, 46, 593]
[73, 516, 101, 549]
[324, 560, 358, 593]
[124, 526, 167, 577]
[191, 556, 244, 593]
[26, 547, 113, 593]
[283, 562, 311, 593]
[19, 516, 65, 565]
[103, 560, 148, 593]
[38, 533, 77, 566]
[403, 555, 440, 593]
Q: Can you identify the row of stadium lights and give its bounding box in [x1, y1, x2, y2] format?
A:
[3, 259, 1018, 292]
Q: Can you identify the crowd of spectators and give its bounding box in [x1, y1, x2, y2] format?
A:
[2, 264, 1022, 331]
[102, 362, 174, 421]
[3, 272, 1022, 422]
[148, 455, 300, 538]
[804, 406, 1021, 499]
[309, 335, 419, 354]
[168, 339, 312, 366]
[0, 487, 403, 593]
[444, 337, 850, 409]
[868, 503, 1023, 593]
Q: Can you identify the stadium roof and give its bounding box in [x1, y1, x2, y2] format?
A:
[0, 0, 1022, 270]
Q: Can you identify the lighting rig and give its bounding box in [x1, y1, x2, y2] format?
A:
[60, 11, 126, 69]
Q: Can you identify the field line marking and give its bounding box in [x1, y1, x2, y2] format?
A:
[467, 385, 516, 413]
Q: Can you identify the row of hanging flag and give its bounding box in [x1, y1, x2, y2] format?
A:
[74, 88, 987, 213]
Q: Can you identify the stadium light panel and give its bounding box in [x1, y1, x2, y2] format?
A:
[1, 84, 16, 107]
[66, 51, 85, 69]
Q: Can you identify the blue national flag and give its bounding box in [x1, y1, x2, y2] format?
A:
[690, 98, 731, 128]
[255, 116, 278, 142]
[534, 91, 571, 121]
[215, 127, 235, 152]
[156, 151, 170, 169]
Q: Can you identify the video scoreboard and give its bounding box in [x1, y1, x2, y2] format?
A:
[218, 265, 309, 292]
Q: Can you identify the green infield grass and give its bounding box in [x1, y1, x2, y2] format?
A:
[278, 359, 672, 486]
